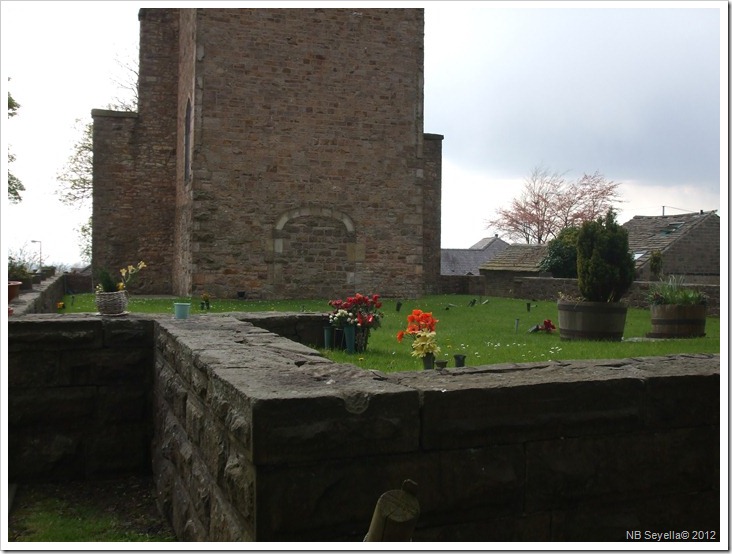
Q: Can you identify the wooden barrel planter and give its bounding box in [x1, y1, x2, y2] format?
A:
[647, 304, 706, 338]
[557, 300, 628, 342]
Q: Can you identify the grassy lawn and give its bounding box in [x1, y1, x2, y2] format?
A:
[8, 476, 176, 542]
[60, 293, 720, 373]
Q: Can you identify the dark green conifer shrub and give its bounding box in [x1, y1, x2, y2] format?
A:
[576, 210, 635, 302]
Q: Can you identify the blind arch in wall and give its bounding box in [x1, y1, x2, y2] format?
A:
[270, 207, 358, 298]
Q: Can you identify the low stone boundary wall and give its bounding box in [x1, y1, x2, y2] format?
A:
[8, 313, 720, 542]
[439, 275, 485, 296]
[478, 276, 720, 317]
[224, 311, 330, 347]
[9, 273, 67, 316]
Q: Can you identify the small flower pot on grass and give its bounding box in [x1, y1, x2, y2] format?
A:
[174, 303, 191, 320]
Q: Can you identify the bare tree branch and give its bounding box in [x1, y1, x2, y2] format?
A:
[107, 46, 139, 111]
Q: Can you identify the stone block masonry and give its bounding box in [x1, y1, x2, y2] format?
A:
[476, 275, 721, 317]
[8, 314, 720, 541]
[93, 8, 443, 300]
[8, 315, 155, 481]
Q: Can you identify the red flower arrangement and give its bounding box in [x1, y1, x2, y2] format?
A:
[328, 293, 384, 329]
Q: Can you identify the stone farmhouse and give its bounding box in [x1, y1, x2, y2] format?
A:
[624, 211, 720, 283]
[92, 8, 442, 299]
[440, 235, 509, 276]
[479, 243, 549, 298]
[478, 211, 720, 305]
[481, 211, 720, 283]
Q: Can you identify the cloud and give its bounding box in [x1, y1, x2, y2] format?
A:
[616, 180, 722, 223]
[425, 6, 721, 194]
[440, 160, 526, 248]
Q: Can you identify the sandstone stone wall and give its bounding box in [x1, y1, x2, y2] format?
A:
[624, 280, 720, 316]
[438, 274, 485, 296]
[8, 273, 67, 315]
[9, 314, 720, 541]
[481, 270, 552, 299]
[92, 8, 180, 294]
[636, 215, 720, 281]
[475, 275, 720, 317]
[93, 8, 441, 300]
[173, 9, 198, 295]
[8, 316, 155, 481]
[422, 134, 444, 295]
[151, 316, 719, 541]
[188, 8, 431, 300]
[91, 111, 148, 287]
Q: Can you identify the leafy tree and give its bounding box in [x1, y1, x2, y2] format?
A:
[56, 120, 93, 263]
[78, 217, 92, 264]
[488, 166, 621, 244]
[8, 91, 19, 115]
[8, 91, 25, 203]
[57, 120, 93, 206]
[539, 226, 579, 278]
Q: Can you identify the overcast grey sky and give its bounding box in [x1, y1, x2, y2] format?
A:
[424, 3, 724, 246]
[2, 1, 726, 265]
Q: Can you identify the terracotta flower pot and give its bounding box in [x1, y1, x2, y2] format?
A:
[8, 281, 22, 303]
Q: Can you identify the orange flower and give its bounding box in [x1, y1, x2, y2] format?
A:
[396, 307, 440, 358]
[397, 309, 439, 339]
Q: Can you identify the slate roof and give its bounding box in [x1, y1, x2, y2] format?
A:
[479, 243, 549, 273]
[441, 236, 509, 275]
[622, 211, 718, 268]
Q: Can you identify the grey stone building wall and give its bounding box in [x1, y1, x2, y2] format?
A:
[422, 134, 444, 294]
[653, 215, 720, 280]
[92, 8, 441, 299]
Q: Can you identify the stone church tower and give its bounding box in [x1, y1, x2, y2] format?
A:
[92, 8, 442, 299]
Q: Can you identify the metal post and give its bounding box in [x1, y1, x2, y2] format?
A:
[31, 240, 42, 273]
